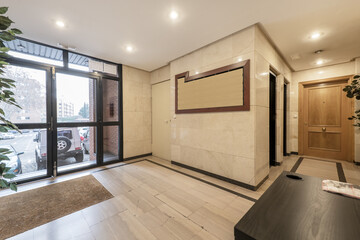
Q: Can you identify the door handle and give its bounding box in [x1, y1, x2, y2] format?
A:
[322, 127, 326, 132]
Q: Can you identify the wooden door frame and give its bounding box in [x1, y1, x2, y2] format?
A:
[298, 75, 354, 161]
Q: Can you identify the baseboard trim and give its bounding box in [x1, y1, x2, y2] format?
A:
[290, 152, 299, 155]
[124, 153, 152, 161]
[171, 160, 268, 191]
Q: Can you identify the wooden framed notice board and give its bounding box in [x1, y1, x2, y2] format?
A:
[175, 60, 250, 114]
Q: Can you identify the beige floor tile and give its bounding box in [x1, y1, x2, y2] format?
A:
[9, 154, 360, 240]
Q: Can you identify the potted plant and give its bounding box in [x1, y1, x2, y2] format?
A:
[343, 75, 360, 127]
[0, 6, 22, 191]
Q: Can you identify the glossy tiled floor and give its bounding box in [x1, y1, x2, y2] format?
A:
[5, 155, 360, 240]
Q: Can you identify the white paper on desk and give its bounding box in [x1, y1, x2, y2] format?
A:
[322, 180, 360, 199]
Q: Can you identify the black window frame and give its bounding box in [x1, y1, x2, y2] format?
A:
[1, 37, 123, 184]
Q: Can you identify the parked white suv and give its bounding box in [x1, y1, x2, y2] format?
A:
[34, 128, 84, 170]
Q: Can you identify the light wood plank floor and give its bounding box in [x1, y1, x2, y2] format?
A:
[5, 155, 360, 240]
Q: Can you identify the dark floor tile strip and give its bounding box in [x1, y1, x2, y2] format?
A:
[290, 157, 304, 173]
[92, 159, 145, 173]
[145, 159, 257, 203]
[305, 157, 339, 164]
[336, 162, 347, 183]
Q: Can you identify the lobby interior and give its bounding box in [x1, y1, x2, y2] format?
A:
[0, 0, 360, 239]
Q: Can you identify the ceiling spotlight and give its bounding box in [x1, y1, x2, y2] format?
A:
[310, 32, 321, 39]
[195, 71, 199, 74]
[314, 50, 323, 54]
[237, 57, 243, 62]
[169, 11, 179, 20]
[126, 45, 134, 52]
[56, 20, 65, 28]
[316, 59, 324, 65]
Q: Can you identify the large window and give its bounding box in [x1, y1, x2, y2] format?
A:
[0, 65, 49, 181]
[56, 73, 96, 122]
[0, 66, 46, 124]
[0, 37, 122, 183]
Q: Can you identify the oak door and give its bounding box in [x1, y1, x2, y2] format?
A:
[301, 79, 353, 161]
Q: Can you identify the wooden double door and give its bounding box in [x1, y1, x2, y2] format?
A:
[299, 77, 354, 161]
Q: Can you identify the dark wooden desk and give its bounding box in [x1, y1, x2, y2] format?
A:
[234, 171, 360, 240]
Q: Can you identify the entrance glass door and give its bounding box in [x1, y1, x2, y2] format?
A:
[55, 72, 98, 173]
[0, 64, 51, 181]
[102, 78, 121, 163]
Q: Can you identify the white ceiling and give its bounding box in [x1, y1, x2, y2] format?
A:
[3, 0, 360, 72]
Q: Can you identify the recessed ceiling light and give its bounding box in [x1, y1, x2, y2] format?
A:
[195, 71, 199, 74]
[318, 71, 324, 74]
[237, 57, 243, 62]
[316, 59, 324, 65]
[126, 45, 134, 52]
[310, 32, 321, 39]
[314, 50, 323, 54]
[169, 11, 179, 20]
[56, 20, 65, 28]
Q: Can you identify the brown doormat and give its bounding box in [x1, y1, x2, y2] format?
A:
[0, 175, 113, 239]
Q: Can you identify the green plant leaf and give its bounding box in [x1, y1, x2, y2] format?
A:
[0, 16, 13, 30]
[0, 147, 10, 153]
[0, 47, 9, 52]
[0, 179, 9, 188]
[9, 183, 17, 191]
[0, 155, 9, 160]
[0, 31, 15, 41]
[3, 173, 16, 179]
[10, 28, 22, 34]
[0, 7, 8, 14]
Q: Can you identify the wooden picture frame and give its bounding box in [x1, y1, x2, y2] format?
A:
[175, 60, 250, 114]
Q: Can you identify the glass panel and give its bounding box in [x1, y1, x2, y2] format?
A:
[56, 73, 96, 122]
[103, 79, 119, 122]
[0, 128, 47, 181]
[4, 39, 63, 66]
[57, 127, 96, 172]
[103, 126, 118, 162]
[68, 52, 90, 72]
[0, 66, 47, 124]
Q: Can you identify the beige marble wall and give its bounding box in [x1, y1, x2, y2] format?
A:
[253, 26, 292, 183]
[150, 65, 170, 85]
[122, 65, 152, 158]
[169, 26, 257, 185]
[167, 25, 290, 187]
[291, 61, 356, 154]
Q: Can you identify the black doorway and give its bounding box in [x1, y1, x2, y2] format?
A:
[283, 83, 288, 156]
[269, 73, 276, 166]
